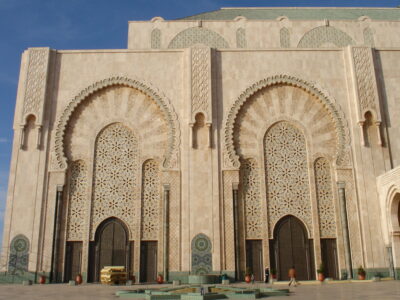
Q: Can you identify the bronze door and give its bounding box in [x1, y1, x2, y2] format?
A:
[64, 242, 82, 282]
[140, 241, 157, 282]
[321, 239, 339, 279]
[274, 216, 314, 280]
[246, 240, 263, 281]
[93, 218, 129, 282]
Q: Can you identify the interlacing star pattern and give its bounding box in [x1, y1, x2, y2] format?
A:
[141, 160, 161, 240]
[264, 122, 313, 235]
[91, 123, 138, 236]
[314, 157, 337, 238]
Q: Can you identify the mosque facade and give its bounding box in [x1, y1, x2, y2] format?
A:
[1, 7, 400, 283]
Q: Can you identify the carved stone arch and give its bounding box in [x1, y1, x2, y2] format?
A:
[90, 122, 139, 240]
[54, 76, 180, 171]
[387, 186, 400, 232]
[168, 27, 229, 48]
[264, 121, 313, 236]
[223, 74, 350, 169]
[297, 26, 355, 48]
[273, 214, 311, 239]
[151, 28, 161, 49]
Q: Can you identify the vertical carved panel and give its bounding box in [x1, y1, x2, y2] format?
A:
[67, 160, 88, 241]
[223, 171, 236, 271]
[141, 160, 161, 240]
[236, 28, 246, 48]
[151, 29, 161, 49]
[363, 27, 375, 47]
[264, 122, 312, 235]
[164, 171, 180, 271]
[191, 47, 211, 120]
[353, 47, 376, 115]
[91, 123, 139, 239]
[22, 48, 50, 124]
[280, 27, 290, 48]
[241, 159, 262, 239]
[336, 169, 363, 268]
[314, 158, 336, 238]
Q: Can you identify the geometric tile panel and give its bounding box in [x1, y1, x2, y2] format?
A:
[264, 121, 313, 235]
[314, 157, 337, 238]
[241, 158, 262, 239]
[141, 160, 161, 240]
[8, 235, 29, 275]
[67, 160, 88, 241]
[191, 233, 212, 274]
[91, 123, 139, 238]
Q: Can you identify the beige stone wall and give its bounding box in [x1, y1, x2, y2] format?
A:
[128, 19, 400, 49]
[2, 17, 400, 278]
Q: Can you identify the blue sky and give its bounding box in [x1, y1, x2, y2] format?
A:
[0, 0, 398, 249]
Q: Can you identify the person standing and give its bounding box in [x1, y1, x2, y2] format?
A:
[288, 266, 298, 287]
[264, 267, 270, 283]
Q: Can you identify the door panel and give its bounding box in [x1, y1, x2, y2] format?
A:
[246, 240, 263, 281]
[321, 239, 339, 279]
[92, 218, 128, 282]
[65, 242, 82, 282]
[274, 216, 314, 280]
[140, 241, 158, 282]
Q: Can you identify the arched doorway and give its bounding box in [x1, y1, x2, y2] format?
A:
[272, 216, 315, 280]
[92, 218, 129, 282]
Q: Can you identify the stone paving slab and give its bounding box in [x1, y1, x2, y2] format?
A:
[0, 281, 399, 300]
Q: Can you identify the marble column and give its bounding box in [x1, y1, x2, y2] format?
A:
[233, 183, 240, 281]
[163, 184, 170, 281]
[337, 182, 353, 279]
[51, 185, 64, 283]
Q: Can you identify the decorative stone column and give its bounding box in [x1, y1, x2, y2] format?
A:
[163, 184, 170, 281]
[232, 183, 240, 281]
[51, 185, 64, 283]
[337, 182, 353, 279]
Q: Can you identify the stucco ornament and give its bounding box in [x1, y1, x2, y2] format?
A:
[54, 76, 180, 171]
[223, 74, 351, 169]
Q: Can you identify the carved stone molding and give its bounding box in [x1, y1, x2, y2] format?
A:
[54, 76, 180, 171]
[168, 27, 229, 49]
[191, 46, 212, 121]
[351, 47, 380, 121]
[22, 48, 50, 125]
[297, 26, 355, 48]
[223, 74, 351, 169]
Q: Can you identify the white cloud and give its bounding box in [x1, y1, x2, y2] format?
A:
[0, 138, 8, 143]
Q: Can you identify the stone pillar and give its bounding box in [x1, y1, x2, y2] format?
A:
[51, 185, 63, 283]
[387, 246, 396, 279]
[163, 184, 170, 282]
[232, 183, 240, 281]
[337, 182, 353, 279]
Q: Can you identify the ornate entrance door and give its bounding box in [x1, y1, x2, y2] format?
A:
[93, 218, 129, 282]
[140, 241, 158, 282]
[273, 216, 314, 280]
[246, 240, 263, 281]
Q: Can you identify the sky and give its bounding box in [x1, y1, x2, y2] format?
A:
[0, 0, 398, 250]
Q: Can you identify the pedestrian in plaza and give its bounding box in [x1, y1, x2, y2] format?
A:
[251, 273, 255, 284]
[288, 266, 298, 287]
[264, 267, 270, 283]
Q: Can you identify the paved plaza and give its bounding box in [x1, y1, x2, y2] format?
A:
[0, 281, 399, 300]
